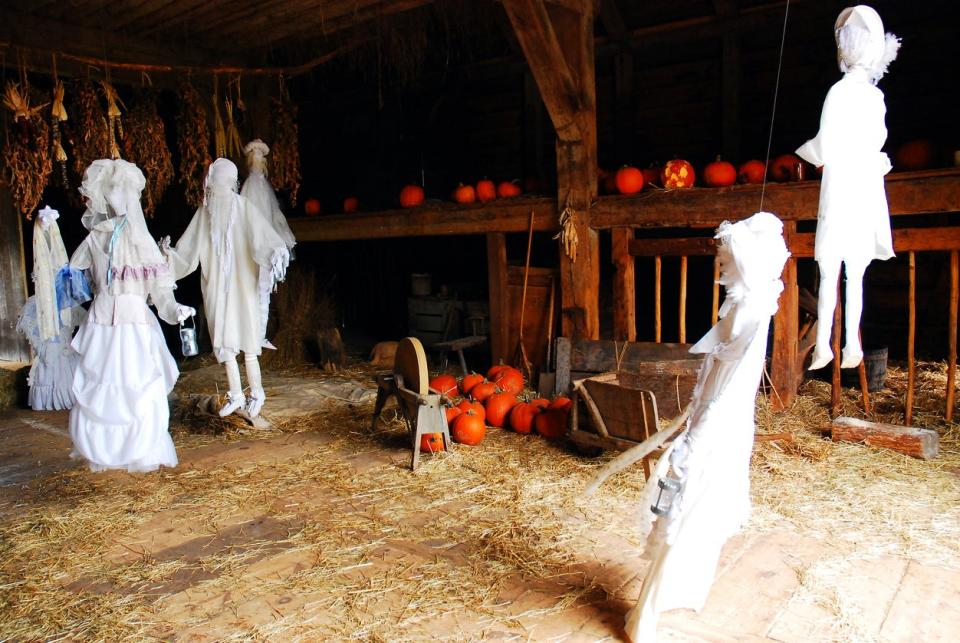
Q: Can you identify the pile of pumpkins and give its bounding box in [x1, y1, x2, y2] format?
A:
[398, 179, 524, 209]
[419, 365, 572, 453]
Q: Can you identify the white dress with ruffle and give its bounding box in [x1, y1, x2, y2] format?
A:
[66, 223, 179, 473]
[17, 297, 82, 411]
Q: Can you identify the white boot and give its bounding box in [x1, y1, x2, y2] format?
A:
[220, 355, 245, 416]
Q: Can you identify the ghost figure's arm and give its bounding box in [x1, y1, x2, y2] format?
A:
[245, 199, 290, 284]
[165, 208, 204, 280]
[149, 283, 194, 325]
[796, 86, 845, 167]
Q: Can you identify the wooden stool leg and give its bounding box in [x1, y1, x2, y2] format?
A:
[371, 387, 392, 431]
[457, 349, 468, 376]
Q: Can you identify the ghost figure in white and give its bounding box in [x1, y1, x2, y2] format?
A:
[796, 5, 900, 370]
[166, 158, 290, 418]
[624, 212, 789, 643]
[240, 139, 296, 350]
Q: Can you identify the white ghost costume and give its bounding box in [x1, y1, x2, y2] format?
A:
[17, 205, 83, 411]
[166, 158, 289, 417]
[64, 160, 193, 473]
[624, 212, 789, 643]
[239, 139, 296, 349]
[796, 5, 900, 369]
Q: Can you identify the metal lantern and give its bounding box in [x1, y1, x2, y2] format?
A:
[179, 316, 199, 357]
[651, 473, 683, 516]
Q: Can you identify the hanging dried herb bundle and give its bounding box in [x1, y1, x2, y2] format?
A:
[50, 81, 69, 187]
[211, 79, 226, 159]
[99, 80, 125, 160]
[67, 80, 109, 186]
[2, 82, 52, 218]
[225, 97, 243, 162]
[269, 83, 301, 206]
[176, 82, 211, 209]
[121, 93, 173, 218]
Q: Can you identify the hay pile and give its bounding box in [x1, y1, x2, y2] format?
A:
[0, 360, 957, 640]
[260, 266, 340, 370]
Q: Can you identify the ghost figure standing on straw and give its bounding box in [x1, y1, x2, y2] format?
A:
[797, 5, 900, 370]
[164, 158, 290, 418]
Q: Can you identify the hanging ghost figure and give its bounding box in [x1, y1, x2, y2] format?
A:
[796, 5, 900, 370]
[240, 139, 297, 349]
[164, 158, 290, 418]
[586, 212, 790, 643]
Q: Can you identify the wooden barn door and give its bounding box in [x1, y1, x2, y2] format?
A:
[0, 187, 30, 362]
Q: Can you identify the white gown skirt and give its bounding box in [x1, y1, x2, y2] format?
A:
[69, 314, 179, 473]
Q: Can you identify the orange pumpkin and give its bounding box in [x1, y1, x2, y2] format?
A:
[770, 154, 804, 182]
[534, 407, 569, 439]
[496, 180, 522, 198]
[452, 411, 486, 445]
[509, 400, 546, 434]
[460, 373, 485, 396]
[420, 433, 445, 453]
[549, 396, 572, 411]
[343, 196, 359, 213]
[642, 166, 661, 188]
[457, 399, 485, 422]
[615, 166, 645, 194]
[485, 392, 520, 428]
[470, 381, 498, 403]
[399, 185, 424, 208]
[663, 159, 696, 188]
[738, 160, 766, 184]
[895, 139, 935, 171]
[452, 183, 476, 204]
[304, 198, 321, 216]
[429, 374, 458, 396]
[493, 367, 524, 395]
[703, 156, 737, 187]
[476, 179, 497, 202]
[445, 406, 462, 426]
[487, 364, 509, 381]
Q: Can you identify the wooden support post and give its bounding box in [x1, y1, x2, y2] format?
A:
[831, 276, 843, 417]
[771, 221, 799, 411]
[857, 329, 871, 415]
[654, 255, 662, 343]
[948, 250, 958, 422]
[905, 251, 916, 425]
[487, 233, 509, 365]
[679, 255, 688, 343]
[711, 256, 721, 326]
[504, 0, 599, 341]
[612, 227, 636, 341]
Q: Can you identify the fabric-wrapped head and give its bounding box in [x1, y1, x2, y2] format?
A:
[79, 159, 114, 228]
[835, 5, 900, 84]
[105, 160, 147, 217]
[244, 139, 270, 175]
[715, 211, 789, 313]
[204, 158, 239, 204]
[36, 205, 59, 227]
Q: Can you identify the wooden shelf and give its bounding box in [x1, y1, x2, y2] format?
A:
[288, 169, 960, 242]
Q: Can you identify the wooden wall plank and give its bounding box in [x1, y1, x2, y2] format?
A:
[0, 188, 30, 362]
[486, 233, 509, 365]
[611, 227, 636, 341]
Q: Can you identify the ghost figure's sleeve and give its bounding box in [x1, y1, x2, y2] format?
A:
[56, 237, 93, 308]
[796, 87, 842, 167]
[246, 199, 290, 284]
[166, 207, 204, 280]
[148, 282, 182, 325]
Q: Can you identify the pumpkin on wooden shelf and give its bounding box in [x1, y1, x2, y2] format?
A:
[663, 159, 696, 189]
[460, 372, 485, 396]
[703, 156, 737, 187]
[470, 381, 498, 403]
[642, 165, 662, 188]
[485, 392, 520, 428]
[399, 184, 425, 208]
[343, 196, 359, 213]
[452, 411, 486, 445]
[452, 183, 476, 204]
[770, 154, 805, 182]
[420, 433, 445, 453]
[304, 198, 321, 216]
[497, 180, 523, 198]
[895, 139, 935, 171]
[737, 159, 766, 184]
[476, 178, 497, 202]
[615, 166, 645, 194]
[457, 399, 486, 422]
[493, 367, 524, 395]
[429, 374, 458, 396]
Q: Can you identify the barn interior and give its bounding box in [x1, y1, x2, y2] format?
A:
[1, 0, 959, 640]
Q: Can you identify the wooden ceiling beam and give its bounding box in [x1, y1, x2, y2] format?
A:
[598, 0, 627, 41]
[202, 0, 383, 40]
[501, 0, 584, 143]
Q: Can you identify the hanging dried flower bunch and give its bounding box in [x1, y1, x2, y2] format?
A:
[49, 81, 69, 187]
[225, 97, 242, 162]
[67, 80, 109, 189]
[211, 77, 226, 159]
[99, 80, 125, 160]
[2, 82, 52, 218]
[121, 93, 173, 218]
[176, 82, 211, 209]
[270, 81, 301, 207]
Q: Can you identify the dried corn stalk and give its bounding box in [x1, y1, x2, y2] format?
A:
[99, 80, 124, 159]
[270, 84, 301, 207]
[66, 80, 109, 197]
[50, 81, 69, 187]
[122, 93, 173, 218]
[176, 82, 211, 209]
[554, 198, 580, 262]
[2, 82, 52, 218]
[225, 97, 242, 162]
[211, 81, 226, 159]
